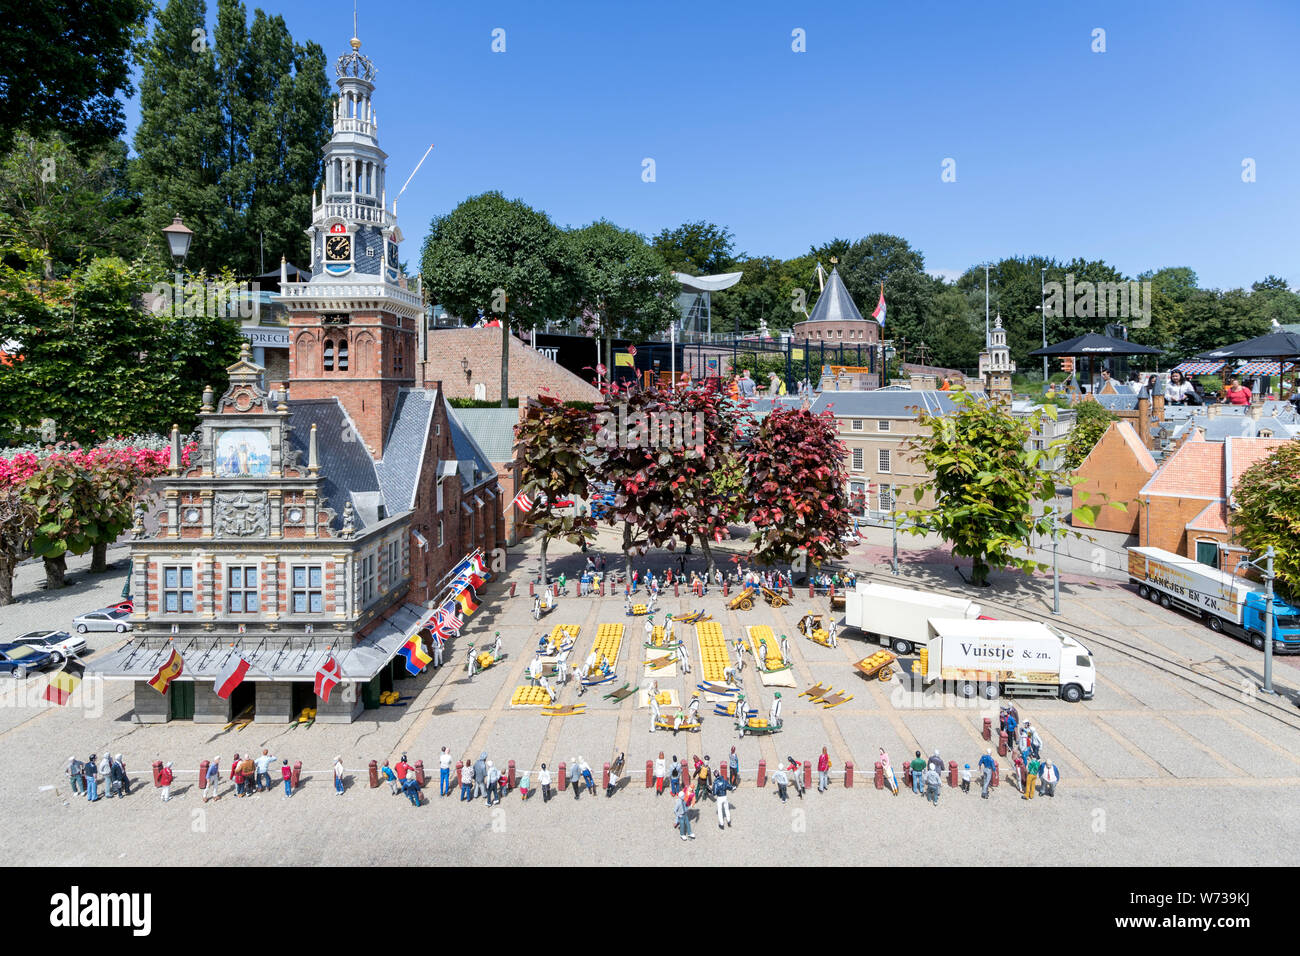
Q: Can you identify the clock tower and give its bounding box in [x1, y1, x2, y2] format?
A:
[278, 29, 421, 458]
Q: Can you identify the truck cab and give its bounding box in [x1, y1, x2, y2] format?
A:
[1233, 592, 1300, 653]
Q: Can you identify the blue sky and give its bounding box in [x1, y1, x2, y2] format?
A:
[122, 0, 1300, 289]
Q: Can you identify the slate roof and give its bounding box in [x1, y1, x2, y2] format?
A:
[448, 407, 520, 463]
[810, 390, 958, 417]
[446, 404, 497, 489]
[1091, 393, 1142, 411]
[287, 399, 382, 531]
[375, 388, 435, 514]
[806, 268, 866, 324]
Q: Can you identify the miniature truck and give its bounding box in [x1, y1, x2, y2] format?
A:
[1127, 546, 1300, 653]
[844, 581, 983, 655]
[923, 619, 1095, 702]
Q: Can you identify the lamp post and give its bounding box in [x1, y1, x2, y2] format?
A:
[161, 216, 194, 314]
[1040, 267, 1048, 383]
[1235, 547, 1277, 695]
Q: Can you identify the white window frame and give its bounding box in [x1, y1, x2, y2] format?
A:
[436, 481, 443, 514]
[878, 448, 892, 473]
[437, 519, 444, 548]
[226, 565, 259, 614]
[851, 419, 863, 431]
[851, 448, 864, 471]
[291, 566, 324, 614]
[358, 553, 377, 608]
[877, 419, 891, 432]
[163, 565, 194, 614]
[879, 483, 894, 512]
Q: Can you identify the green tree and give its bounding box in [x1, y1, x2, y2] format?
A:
[1064, 399, 1119, 470]
[651, 221, 736, 276]
[1232, 443, 1300, 603]
[420, 192, 578, 406]
[817, 234, 933, 356]
[920, 279, 983, 371]
[133, 0, 330, 275]
[0, 132, 143, 278]
[569, 220, 679, 377]
[0, 486, 35, 606]
[900, 389, 1110, 587]
[0, 0, 151, 153]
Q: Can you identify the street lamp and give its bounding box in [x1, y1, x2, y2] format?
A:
[1234, 547, 1277, 696]
[161, 216, 194, 315]
[1040, 267, 1048, 383]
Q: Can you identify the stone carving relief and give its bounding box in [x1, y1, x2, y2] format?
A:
[213, 491, 270, 537]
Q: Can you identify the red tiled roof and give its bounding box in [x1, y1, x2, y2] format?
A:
[1186, 501, 1228, 533]
[1141, 432, 1224, 499]
[1227, 437, 1289, 487]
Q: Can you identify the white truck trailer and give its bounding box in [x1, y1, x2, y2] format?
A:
[923, 619, 1095, 702]
[845, 581, 983, 655]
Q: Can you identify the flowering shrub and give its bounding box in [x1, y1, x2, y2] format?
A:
[0, 439, 196, 487]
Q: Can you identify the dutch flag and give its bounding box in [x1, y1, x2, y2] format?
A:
[871, 283, 886, 328]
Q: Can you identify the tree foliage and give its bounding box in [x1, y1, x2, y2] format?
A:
[651, 220, 735, 276]
[1232, 443, 1300, 603]
[900, 389, 1106, 587]
[512, 396, 597, 585]
[744, 406, 850, 569]
[1064, 399, 1119, 470]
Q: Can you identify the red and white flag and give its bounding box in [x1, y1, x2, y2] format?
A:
[214, 652, 250, 700]
[314, 655, 341, 702]
[512, 491, 533, 513]
[871, 282, 886, 328]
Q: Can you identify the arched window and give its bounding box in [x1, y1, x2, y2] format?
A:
[337, 339, 349, 371]
[323, 339, 335, 372]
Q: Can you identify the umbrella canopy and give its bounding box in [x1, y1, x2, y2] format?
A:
[1194, 330, 1300, 361]
[1029, 333, 1163, 357]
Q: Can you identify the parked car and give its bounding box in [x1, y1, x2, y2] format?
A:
[589, 493, 618, 519]
[73, 608, 133, 634]
[106, 600, 133, 613]
[15, 629, 86, 663]
[0, 643, 59, 679]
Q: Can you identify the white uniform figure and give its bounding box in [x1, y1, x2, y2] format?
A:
[769, 695, 782, 727]
[528, 657, 542, 683]
[650, 695, 661, 733]
[828, 620, 838, 648]
[433, 636, 444, 667]
[664, 617, 674, 644]
[723, 664, 739, 685]
[584, 651, 597, 679]
[540, 675, 556, 704]
[556, 652, 569, 686]
[491, 633, 502, 659]
[779, 634, 790, 663]
[467, 646, 478, 678]
[675, 643, 691, 674]
[645, 617, 655, 643]
[687, 696, 700, 722]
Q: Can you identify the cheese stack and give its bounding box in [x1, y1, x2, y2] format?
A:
[547, 624, 580, 652]
[589, 623, 624, 674]
[696, 621, 731, 683]
[511, 685, 551, 707]
[748, 625, 783, 668]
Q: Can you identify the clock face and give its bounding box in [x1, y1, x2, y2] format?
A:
[326, 235, 352, 261]
[185, 508, 200, 523]
[287, 508, 303, 523]
[387, 242, 399, 267]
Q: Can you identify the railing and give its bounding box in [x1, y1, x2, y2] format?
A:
[277, 281, 422, 310]
[332, 117, 376, 137]
[315, 201, 393, 227]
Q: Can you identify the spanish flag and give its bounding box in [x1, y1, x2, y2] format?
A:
[397, 629, 433, 676]
[44, 659, 85, 706]
[148, 647, 185, 695]
[454, 588, 479, 617]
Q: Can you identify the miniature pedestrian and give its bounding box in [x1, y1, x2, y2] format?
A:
[675, 791, 694, 841]
[779, 633, 790, 663]
[675, 641, 691, 674]
[1023, 755, 1040, 801]
[203, 756, 220, 803]
[237, 754, 255, 796]
[158, 762, 174, 802]
[333, 756, 346, 795]
[960, 764, 971, 793]
[694, 757, 711, 803]
[433, 634, 444, 668]
[654, 752, 666, 795]
[1012, 752, 1025, 794]
[768, 692, 782, 728]
[818, 747, 833, 793]
[473, 752, 488, 799]
[827, 619, 838, 647]
[485, 760, 499, 806]
[394, 754, 411, 788]
[381, 760, 400, 795]
[979, 749, 995, 799]
[713, 771, 734, 828]
[649, 694, 662, 734]
[98, 754, 112, 798]
[923, 764, 942, 806]
[670, 755, 681, 796]
[281, 759, 293, 798]
[460, 760, 474, 801]
[910, 751, 926, 795]
[539, 763, 552, 802]
[84, 755, 99, 801]
[773, 764, 790, 803]
[254, 749, 275, 792]
[66, 756, 85, 796]
[519, 770, 531, 800]
[111, 754, 130, 797]
[1028, 724, 1042, 760]
[728, 746, 739, 786]
[401, 774, 423, 807]
[927, 749, 944, 775]
[439, 747, 452, 797]
[580, 756, 596, 795]
[1041, 758, 1059, 797]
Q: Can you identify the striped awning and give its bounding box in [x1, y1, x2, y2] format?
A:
[1234, 360, 1294, 376]
[1173, 361, 1226, 375]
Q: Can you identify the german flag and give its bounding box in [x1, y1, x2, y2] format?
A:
[44, 659, 85, 706]
[148, 647, 185, 694]
[454, 588, 478, 617]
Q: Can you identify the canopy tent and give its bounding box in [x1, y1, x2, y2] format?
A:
[1029, 333, 1163, 394]
[1195, 330, 1300, 397]
[1172, 361, 1226, 376]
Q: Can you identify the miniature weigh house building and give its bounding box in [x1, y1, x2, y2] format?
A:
[95, 32, 503, 723]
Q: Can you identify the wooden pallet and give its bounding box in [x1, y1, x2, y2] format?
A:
[542, 703, 587, 718]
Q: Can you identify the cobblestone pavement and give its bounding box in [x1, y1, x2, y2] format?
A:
[1, 534, 1297, 866]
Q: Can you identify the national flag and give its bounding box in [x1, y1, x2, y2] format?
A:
[871, 283, 886, 328]
[398, 630, 433, 676]
[213, 651, 251, 700]
[469, 552, 490, 577]
[437, 604, 463, 634]
[422, 621, 445, 649]
[314, 655, 342, 702]
[512, 491, 533, 513]
[44, 659, 85, 706]
[454, 588, 479, 617]
[148, 647, 185, 695]
[467, 569, 486, 589]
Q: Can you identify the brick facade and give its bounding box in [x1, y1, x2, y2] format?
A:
[1071, 421, 1156, 535]
[419, 328, 602, 404]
